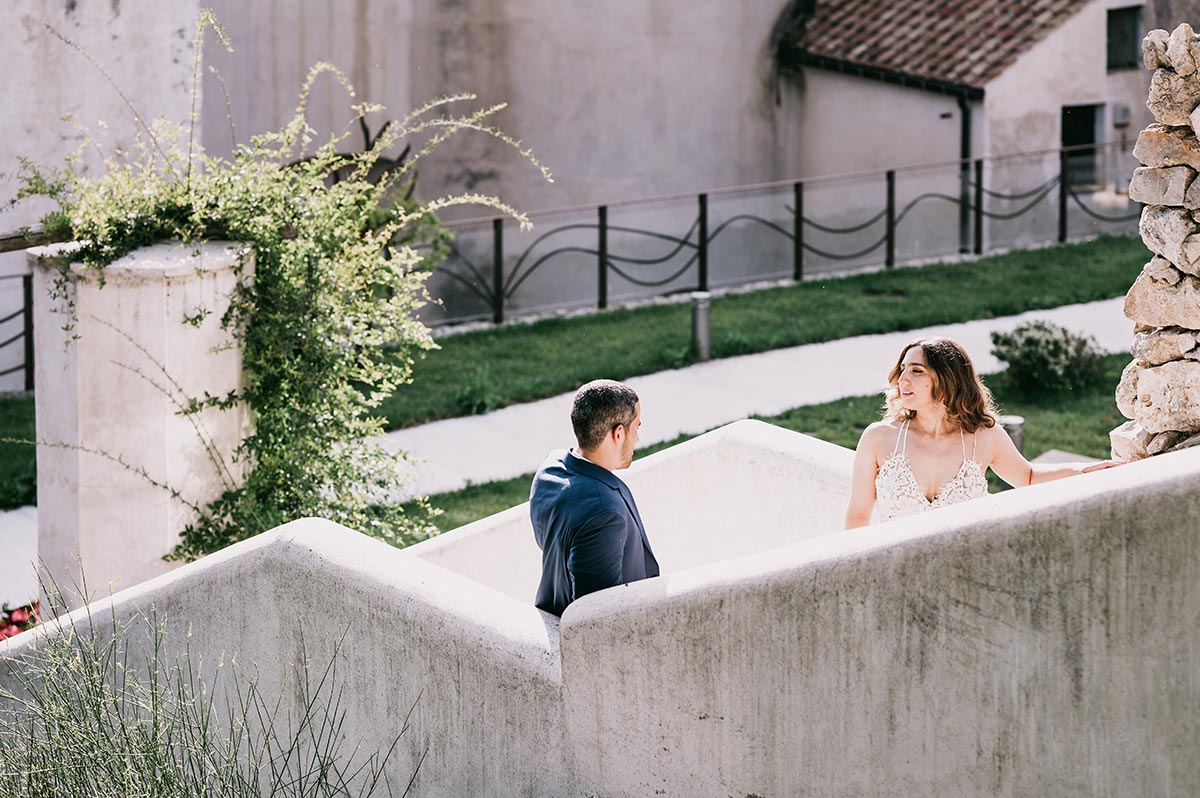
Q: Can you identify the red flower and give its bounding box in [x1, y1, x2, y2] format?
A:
[1, 625, 20, 639]
[9, 609, 26, 624]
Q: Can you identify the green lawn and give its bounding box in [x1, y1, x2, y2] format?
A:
[383, 234, 1146, 429]
[0, 234, 1145, 510]
[417, 354, 1130, 532]
[3, 354, 1127, 517]
[0, 394, 36, 509]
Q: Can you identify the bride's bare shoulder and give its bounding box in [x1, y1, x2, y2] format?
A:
[974, 422, 1014, 448]
[857, 419, 901, 450]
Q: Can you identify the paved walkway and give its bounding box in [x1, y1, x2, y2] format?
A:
[0, 297, 1132, 606]
[385, 297, 1131, 497]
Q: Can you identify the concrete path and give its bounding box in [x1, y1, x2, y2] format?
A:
[387, 297, 1131, 498]
[0, 297, 1132, 606]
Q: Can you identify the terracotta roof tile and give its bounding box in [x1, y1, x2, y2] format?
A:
[786, 0, 1093, 89]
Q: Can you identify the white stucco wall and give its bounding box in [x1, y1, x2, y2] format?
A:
[0, 1, 199, 215]
[200, 1, 792, 214]
[198, 2, 416, 174]
[559, 447, 1200, 796]
[980, 0, 1150, 249]
[4, 419, 1199, 796]
[776, 70, 982, 178]
[772, 68, 990, 266]
[31, 242, 249, 604]
[1, 517, 568, 796]
[0, 0, 199, 390]
[985, 0, 1150, 165]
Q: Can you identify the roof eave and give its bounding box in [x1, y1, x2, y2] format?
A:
[778, 41, 985, 101]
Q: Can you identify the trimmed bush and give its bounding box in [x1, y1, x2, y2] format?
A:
[990, 320, 1106, 396]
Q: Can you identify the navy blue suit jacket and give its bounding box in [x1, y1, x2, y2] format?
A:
[530, 449, 659, 617]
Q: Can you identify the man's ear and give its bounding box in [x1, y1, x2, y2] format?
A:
[611, 423, 625, 447]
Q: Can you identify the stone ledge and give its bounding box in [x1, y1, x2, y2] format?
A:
[27, 241, 246, 282]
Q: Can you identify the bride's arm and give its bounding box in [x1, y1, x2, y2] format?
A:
[845, 426, 882, 529]
[984, 425, 1121, 487]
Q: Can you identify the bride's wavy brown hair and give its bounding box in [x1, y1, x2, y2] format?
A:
[883, 337, 997, 432]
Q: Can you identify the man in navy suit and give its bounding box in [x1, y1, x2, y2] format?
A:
[531, 379, 659, 617]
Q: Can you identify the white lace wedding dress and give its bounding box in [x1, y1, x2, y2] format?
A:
[874, 419, 988, 522]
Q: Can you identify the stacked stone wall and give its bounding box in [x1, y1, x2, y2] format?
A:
[1112, 24, 1200, 459]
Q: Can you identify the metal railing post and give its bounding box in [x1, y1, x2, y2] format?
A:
[598, 205, 608, 310]
[973, 159, 984, 256]
[793, 181, 804, 281]
[885, 170, 896, 268]
[698, 193, 709, 291]
[1058, 151, 1069, 244]
[959, 159, 971, 254]
[22, 274, 33, 392]
[492, 218, 504, 324]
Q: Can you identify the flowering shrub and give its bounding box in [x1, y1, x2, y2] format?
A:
[990, 320, 1106, 397]
[0, 600, 38, 639]
[12, 12, 550, 559]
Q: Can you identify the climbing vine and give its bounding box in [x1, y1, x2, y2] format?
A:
[11, 12, 552, 559]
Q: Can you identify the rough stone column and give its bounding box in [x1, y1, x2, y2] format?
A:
[29, 242, 250, 605]
[1112, 24, 1200, 459]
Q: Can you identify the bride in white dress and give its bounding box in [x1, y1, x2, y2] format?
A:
[844, 337, 1118, 528]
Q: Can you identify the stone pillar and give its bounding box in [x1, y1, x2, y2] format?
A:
[30, 242, 249, 605]
[1112, 25, 1200, 460]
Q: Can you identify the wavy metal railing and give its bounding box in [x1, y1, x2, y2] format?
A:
[0, 272, 34, 390]
[0, 226, 72, 389]
[0, 146, 1147, 356]
[433, 146, 1142, 324]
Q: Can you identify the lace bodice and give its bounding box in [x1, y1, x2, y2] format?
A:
[874, 419, 988, 523]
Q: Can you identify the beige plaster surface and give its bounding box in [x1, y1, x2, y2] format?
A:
[4, 421, 1198, 796]
[30, 242, 249, 606]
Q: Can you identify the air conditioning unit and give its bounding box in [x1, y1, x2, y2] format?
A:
[1113, 104, 1131, 128]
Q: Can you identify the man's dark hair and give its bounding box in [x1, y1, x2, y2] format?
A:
[571, 379, 639, 451]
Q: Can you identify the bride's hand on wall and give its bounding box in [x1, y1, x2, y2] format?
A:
[1081, 459, 1126, 472]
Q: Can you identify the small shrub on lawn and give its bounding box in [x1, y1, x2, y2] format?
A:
[991, 320, 1106, 397]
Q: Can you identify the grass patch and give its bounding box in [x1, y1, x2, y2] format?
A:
[0, 394, 36, 509]
[0, 236, 1144, 510]
[417, 354, 1130, 532]
[2, 355, 1129, 523]
[383, 234, 1146, 429]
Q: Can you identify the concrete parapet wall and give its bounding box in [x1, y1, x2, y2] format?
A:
[409, 420, 855, 602]
[0, 519, 567, 796]
[3, 421, 1198, 796]
[561, 447, 1200, 796]
[31, 242, 249, 603]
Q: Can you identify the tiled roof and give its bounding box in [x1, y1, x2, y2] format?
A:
[782, 0, 1093, 91]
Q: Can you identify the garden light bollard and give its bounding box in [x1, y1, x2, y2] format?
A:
[993, 415, 1026, 492]
[1000, 414, 1025, 455]
[692, 291, 711, 361]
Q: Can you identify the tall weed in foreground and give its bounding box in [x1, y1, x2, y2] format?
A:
[0, 595, 418, 797]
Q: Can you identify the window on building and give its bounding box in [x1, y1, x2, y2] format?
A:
[1107, 6, 1142, 70]
[1062, 104, 1103, 187]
